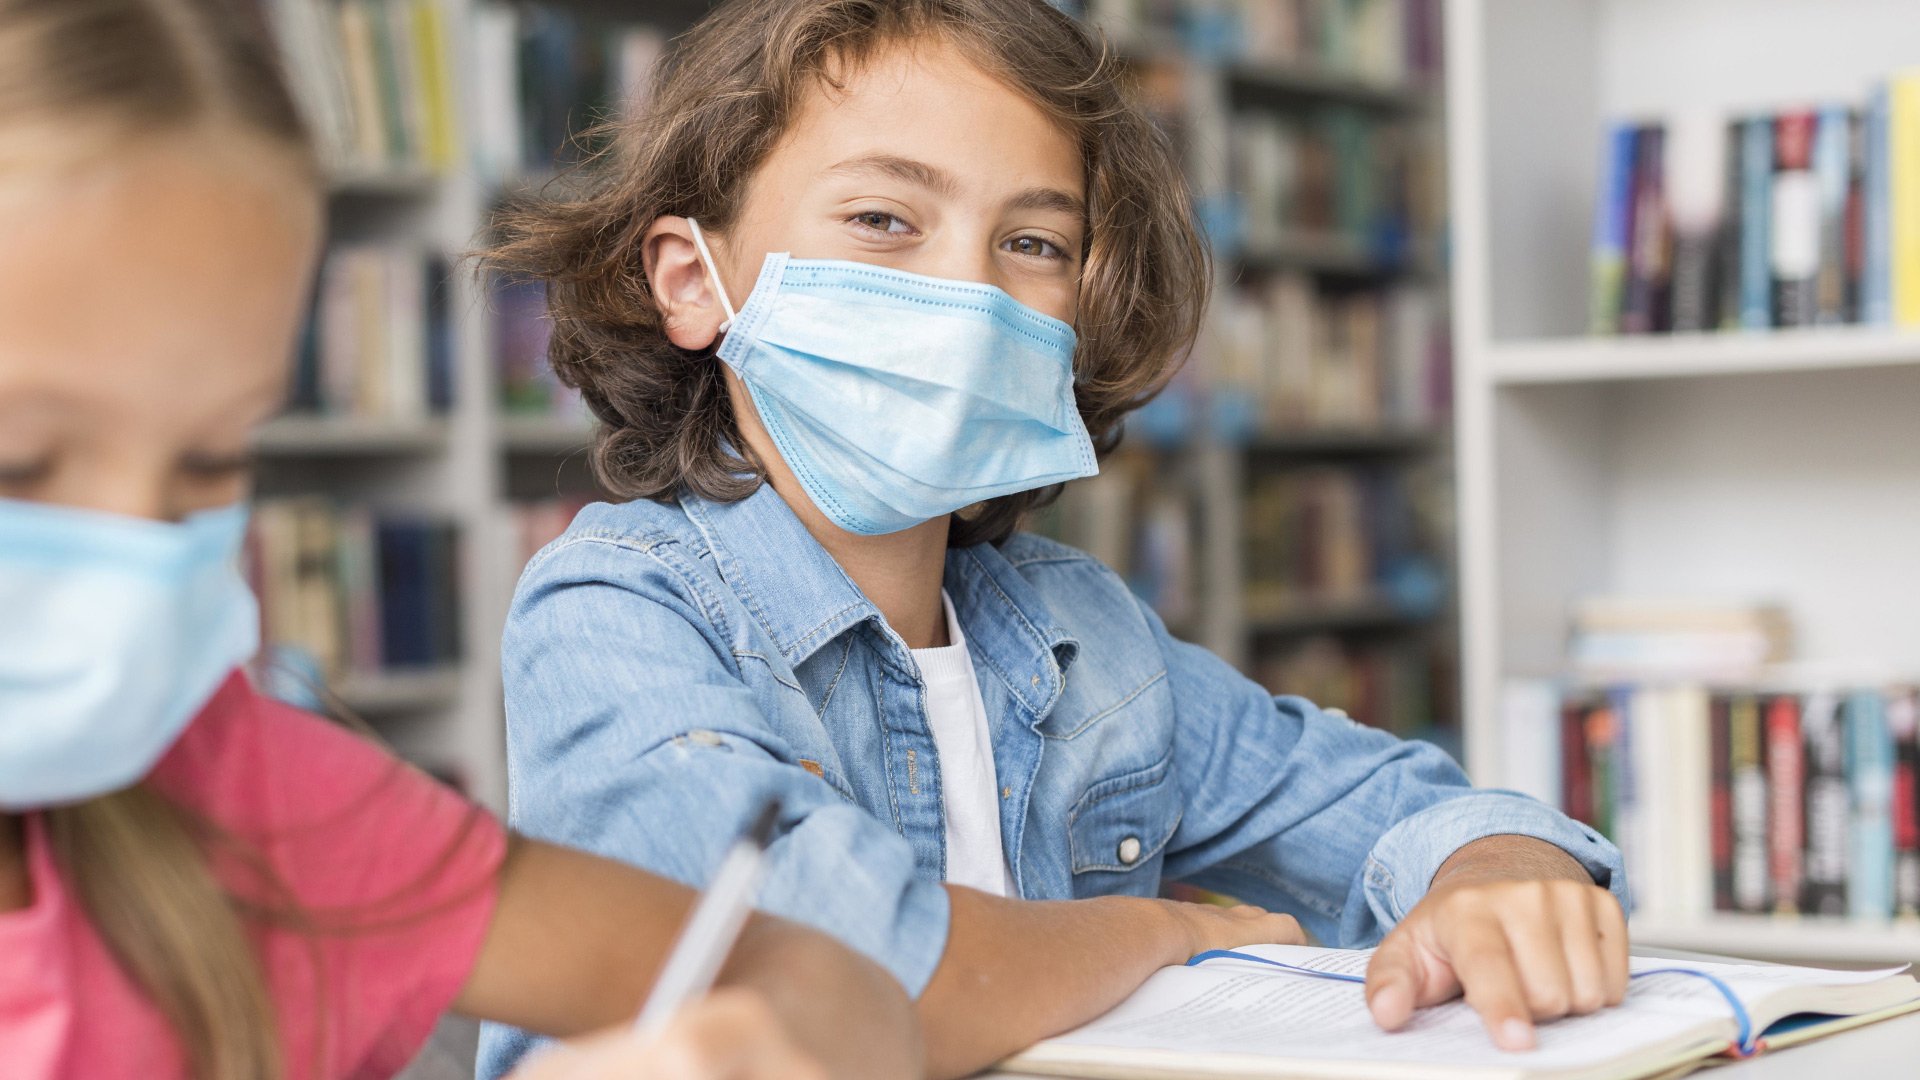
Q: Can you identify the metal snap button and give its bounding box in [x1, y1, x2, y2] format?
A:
[1117, 836, 1142, 865]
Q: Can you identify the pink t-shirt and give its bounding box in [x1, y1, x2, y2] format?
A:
[0, 672, 506, 1079]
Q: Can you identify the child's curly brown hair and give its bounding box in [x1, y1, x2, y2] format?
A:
[486, 0, 1208, 546]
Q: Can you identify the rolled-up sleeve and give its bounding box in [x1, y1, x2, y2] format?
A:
[1147, 599, 1628, 949]
[476, 535, 949, 1080]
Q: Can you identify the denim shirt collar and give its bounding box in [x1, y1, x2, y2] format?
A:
[678, 483, 1079, 718]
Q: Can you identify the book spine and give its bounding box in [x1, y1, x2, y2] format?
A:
[1892, 71, 1920, 327]
[1587, 703, 1615, 841]
[1771, 110, 1820, 328]
[1562, 697, 1594, 826]
[1845, 690, 1895, 919]
[1892, 690, 1920, 917]
[1730, 693, 1771, 913]
[1865, 84, 1894, 325]
[1766, 694, 1804, 914]
[1739, 116, 1775, 329]
[1801, 692, 1849, 916]
[1812, 105, 1854, 325]
[1621, 126, 1671, 334]
[1590, 123, 1640, 335]
[1717, 119, 1746, 331]
[1711, 694, 1735, 911]
[1667, 111, 1726, 333]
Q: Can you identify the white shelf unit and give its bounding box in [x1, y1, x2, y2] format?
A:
[258, 0, 714, 812]
[1447, 0, 1920, 964]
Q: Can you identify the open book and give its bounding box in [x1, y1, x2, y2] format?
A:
[1002, 944, 1920, 1080]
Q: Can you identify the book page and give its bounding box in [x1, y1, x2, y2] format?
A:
[1039, 945, 1905, 1072]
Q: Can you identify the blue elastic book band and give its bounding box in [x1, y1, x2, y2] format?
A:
[1186, 950, 1757, 1055]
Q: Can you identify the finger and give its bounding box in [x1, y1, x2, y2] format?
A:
[1591, 888, 1631, 1005]
[651, 991, 780, 1078]
[1557, 888, 1609, 1014]
[1447, 921, 1536, 1051]
[1364, 932, 1424, 1031]
[1499, 886, 1573, 1021]
[1261, 912, 1305, 945]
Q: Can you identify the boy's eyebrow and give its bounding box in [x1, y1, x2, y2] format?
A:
[1005, 186, 1087, 219]
[828, 154, 1087, 219]
[828, 154, 960, 195]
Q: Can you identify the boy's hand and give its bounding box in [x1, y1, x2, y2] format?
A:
[1364, 835, 1628, 1050]
[510, 990, 829, 1080]
[1162, 900, 1308, 961]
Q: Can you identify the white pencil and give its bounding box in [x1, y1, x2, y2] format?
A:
[632, 800, 782, 1039]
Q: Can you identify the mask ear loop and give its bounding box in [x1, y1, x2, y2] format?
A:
[685, 218, 738, 333]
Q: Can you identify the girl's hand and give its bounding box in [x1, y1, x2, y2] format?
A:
[1364, 835, 1629, 1051]
[509, 989, 829, 1080]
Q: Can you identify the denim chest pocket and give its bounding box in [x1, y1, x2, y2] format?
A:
[1067, 748, 1182, 892]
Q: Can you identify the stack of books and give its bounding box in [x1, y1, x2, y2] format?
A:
[263, 0, 459, 178]
[1590, 71, 1920, 335]
[1567, 598, 1793, 682]
[289, 246, 453, 419]
[246, 499, 464, 680]
[1212, 276, 1445, 434]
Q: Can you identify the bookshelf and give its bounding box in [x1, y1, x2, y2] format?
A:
[1062, 0, 1458, 739]
[1448, 0, 1920, 964]
[256, 0, 1459, 803]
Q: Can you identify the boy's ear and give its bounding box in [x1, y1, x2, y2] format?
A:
[641, 216, 729, 351]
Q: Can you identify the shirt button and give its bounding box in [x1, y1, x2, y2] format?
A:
[1117, 836, 1142, 865]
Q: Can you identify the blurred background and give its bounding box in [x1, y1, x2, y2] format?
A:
[246, 0, 1920, 974]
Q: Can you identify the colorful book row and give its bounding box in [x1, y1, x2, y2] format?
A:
[289, 246, 453, 419]
[246, 499, 464, 681]
[1255, 634, 1456, 741]
[264, 0, 458, 177]
[1082, 0, 1441, 85]
[1211, 277, 1448, 435]
[469, 4, 667, 179]
[1242, 463, 1448, 620]
[1504, 681, 1920, 921]
[1591, 72, 1920, 335]
[1227, 109, 1441, 268]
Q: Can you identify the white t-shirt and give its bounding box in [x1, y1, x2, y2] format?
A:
[910, 592, 1016, 897]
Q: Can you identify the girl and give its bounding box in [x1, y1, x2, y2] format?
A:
[484, 0, 1633, 1077]
[0, 2, 921, 1078]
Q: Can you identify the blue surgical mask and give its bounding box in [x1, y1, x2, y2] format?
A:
[0, 498, 259, 809]
[687, 219, 1098, 536]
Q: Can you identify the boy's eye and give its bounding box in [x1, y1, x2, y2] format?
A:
[850, 211, 911, 235]
[1006, 235, 1066, 260]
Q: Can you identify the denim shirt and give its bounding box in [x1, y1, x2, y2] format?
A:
[478, 483, 1626, 1078]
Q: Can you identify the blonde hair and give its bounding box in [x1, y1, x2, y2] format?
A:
[2, 1, 314, 1077]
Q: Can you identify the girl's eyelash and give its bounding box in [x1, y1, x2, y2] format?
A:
[0, 459, 52, 485]
[181, 453, 256, 478]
